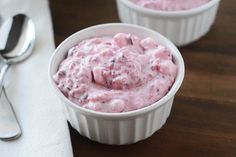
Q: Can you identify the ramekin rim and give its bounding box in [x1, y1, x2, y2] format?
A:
[119, 0, 221, 17]
[48, 23, 185, 119]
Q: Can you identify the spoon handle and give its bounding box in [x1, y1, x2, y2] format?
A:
[0, 86, 21, 140]
[0, 63, 21, 140]
[0, 63, 9, 95]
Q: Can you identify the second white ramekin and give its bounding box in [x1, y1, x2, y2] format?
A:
[116, 0, 221, 46]
[49, 23, 185, 145]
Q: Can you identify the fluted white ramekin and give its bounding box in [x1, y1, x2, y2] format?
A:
[116, 0, 221, 46]
[48, 23, 185, 145]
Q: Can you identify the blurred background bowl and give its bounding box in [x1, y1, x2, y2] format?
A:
[116, 0, 221, 46]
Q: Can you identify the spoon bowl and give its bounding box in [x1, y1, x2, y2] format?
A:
[0, 14, 35, 63]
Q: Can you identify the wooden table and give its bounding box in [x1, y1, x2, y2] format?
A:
[50, 1, 236, 156]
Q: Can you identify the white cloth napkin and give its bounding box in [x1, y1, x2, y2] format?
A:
[0, 0, 73, 156]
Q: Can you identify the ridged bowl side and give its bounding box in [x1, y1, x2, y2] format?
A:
[63, 97, 174, 145]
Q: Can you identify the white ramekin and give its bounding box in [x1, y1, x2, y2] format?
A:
[48, 23, 185, 145]
[116, 0, 221, 46]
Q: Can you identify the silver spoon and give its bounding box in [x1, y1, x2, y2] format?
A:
[0, 14, 35, 140]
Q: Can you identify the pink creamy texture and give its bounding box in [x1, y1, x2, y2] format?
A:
[53, 33, 177, 113]
[130, 0, 209, 11]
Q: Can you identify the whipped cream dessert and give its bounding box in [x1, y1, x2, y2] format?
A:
[130, 0, 210, 11]
[54, 33, 177, 113]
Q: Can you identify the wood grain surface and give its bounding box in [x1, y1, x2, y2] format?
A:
[49, 0, 236, 157]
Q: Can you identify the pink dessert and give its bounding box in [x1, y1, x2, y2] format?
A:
[130, 0, 210, 11]
[53, 33, 177, 113]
